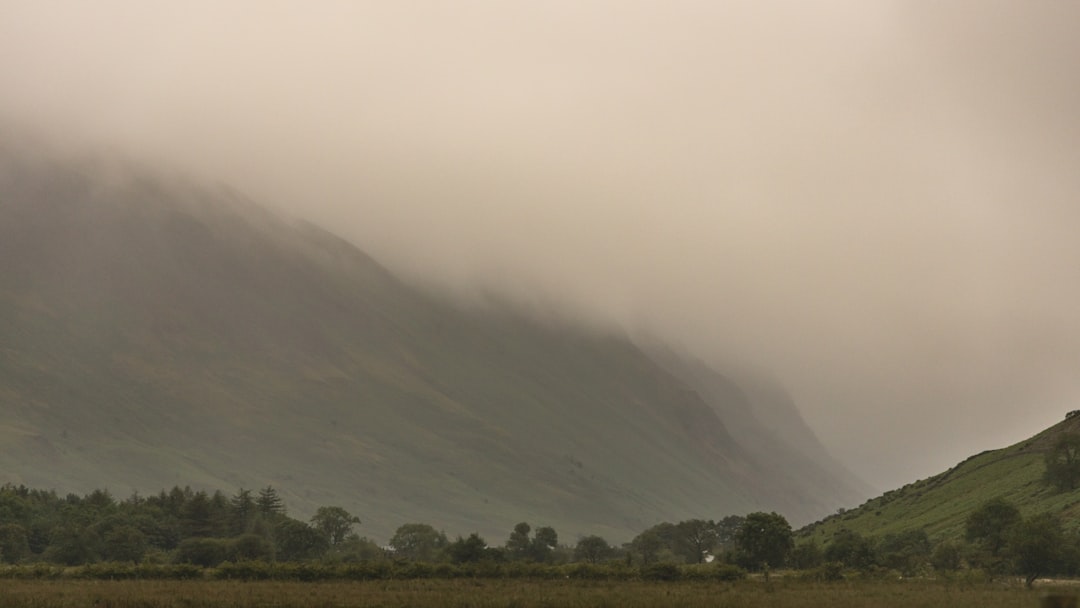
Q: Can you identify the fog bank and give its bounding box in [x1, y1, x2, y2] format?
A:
[2, 1, 1078, 490]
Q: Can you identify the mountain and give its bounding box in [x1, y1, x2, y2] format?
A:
[645, 346, 875, 523]
[798, 413, 1080, 545]
[0, 144, 868, 541]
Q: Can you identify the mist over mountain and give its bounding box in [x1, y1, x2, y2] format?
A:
[2, 2, 1078, 491]
[0, 148, 870, 540]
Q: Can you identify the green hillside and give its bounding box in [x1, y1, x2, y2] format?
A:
[799, 414, 1080, 545]
[0, 147, 868, 542]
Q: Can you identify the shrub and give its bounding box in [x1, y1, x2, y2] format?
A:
[280, 562, 331, 581]
[148, 564, 202, 580]
[715, 563, 747, 581]
[801, 561, 845, 582]
[101, 526, 148, 563]
[77, 562, 140, 580]
[790, 541, 824, 570]
[432, 563, 459, 578]
[0, 524, 31, 564]
[563, 563, 608, 580]
[339, 561, 392, 580]
[175, 538, 229, 568]
[930, 541, 963, 572]
[396, 561, 434, 579]
[641, 562, 680, 581]
[0, 563, 64, 579]
[229, 534, 274, 562]
[215, 560, 276, 580]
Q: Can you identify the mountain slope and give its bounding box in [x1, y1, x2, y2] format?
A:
[798, 413, 1080, 545]
[646, 346, 874, 514]
[0, 147, 867, 541]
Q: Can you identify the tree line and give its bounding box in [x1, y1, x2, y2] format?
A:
[0, 484, 374, 566]
[0, 483, 790, 571]
[0, 482, 1076, 586]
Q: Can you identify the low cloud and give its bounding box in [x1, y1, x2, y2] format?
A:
[2, 1, 1078, 489]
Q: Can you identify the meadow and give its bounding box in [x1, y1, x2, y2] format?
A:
[0, 578, 1065, 608]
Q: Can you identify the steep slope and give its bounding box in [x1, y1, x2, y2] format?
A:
[798, 413, 1080, 545]
[0, 148, 867, 541]
[645, 347, 875, 509]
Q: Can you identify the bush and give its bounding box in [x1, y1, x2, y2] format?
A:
[0, 563, 64, 579]
[229, 534, 274, 562]
[930, 541, 963, 572]
[101, 526, 148, 563]
[641, 562, 680, 581]
[850, 565, 900, 582]
[175, 538, 229, 568]
[396, 561, 434, 579]
[215, 561, 276, 580]
[801, 561, 845, 582]
[13, 563, 203, 581]
[149, 563, 203, 580]
[279, 562, 332, 581]
[790, 541, 824, 570]
[0, 524, 31, 564]
[432, 563, 459, 578]
[340, 561, 392, 580]
[76, 562, 142, 580]
[825, 530, 876, 570]
[715, 563, 747, 581]
[563, 563, 617, 580]
[680, 563, 744, 581]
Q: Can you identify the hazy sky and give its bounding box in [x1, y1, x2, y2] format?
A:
[2, 1, 1079, 491]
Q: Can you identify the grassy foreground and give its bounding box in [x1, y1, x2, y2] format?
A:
[0, 578, 1065, 608]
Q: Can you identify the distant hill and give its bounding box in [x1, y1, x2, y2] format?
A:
[798, 413, 1080, 545]
[0, 144, 869, 542]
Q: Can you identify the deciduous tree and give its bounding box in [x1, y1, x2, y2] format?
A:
[390, 523, 448, 562]
[530, 526, 558, 563]
[1045, 433, 1080, 491]
[0, 524, 30, 564]
[274, 519, 328, 561]
[574, 535, 612, 564]
[790, 540, 823, 570]
[506, 522, 531, 559]
[310, 506, 360, 546]
[734, 512, 792, 570]
[447, 533, 487, 564]
[714, 515, 745, 551]
[877, 529, 931, 576]
[965, 497, 1021, 576]
[101, 525, 147, 563]
[1009, 513, 1065, 588]
[965, 498, 1020, 556]
[631, 528, 664, 565]
[675, 519, 718, 563]
[823, 529, 876, 570]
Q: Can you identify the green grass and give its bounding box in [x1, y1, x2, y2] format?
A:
[0, 578, 1062, 608]
[800, 416, 1080, 545]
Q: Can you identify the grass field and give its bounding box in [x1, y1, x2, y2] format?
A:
[0, 578, 1067, 608]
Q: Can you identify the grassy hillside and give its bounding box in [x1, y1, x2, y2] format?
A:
[0, 148, 868, 542]
[798, 414, 1080, 545]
